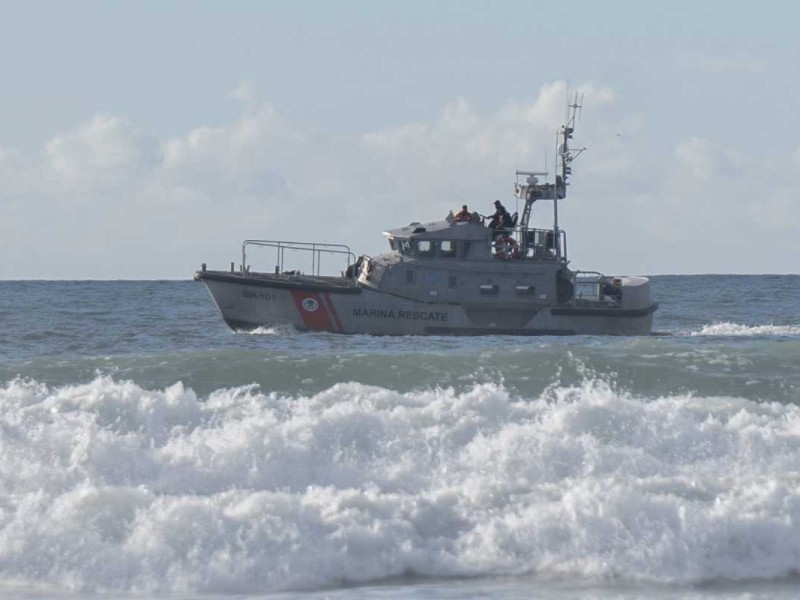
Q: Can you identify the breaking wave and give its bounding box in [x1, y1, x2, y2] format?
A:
[2, 376, 800, 593]
[690, 322, 800, 337]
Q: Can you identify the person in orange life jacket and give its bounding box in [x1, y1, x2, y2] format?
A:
[454, 205, 472, 222]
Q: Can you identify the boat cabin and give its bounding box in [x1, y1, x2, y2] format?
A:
[382, 219, 565, 263]
[385, 220, 492, 260]
[357, 216, 573, 307]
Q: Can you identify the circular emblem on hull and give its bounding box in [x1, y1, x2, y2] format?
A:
[301, 297, 319, 312]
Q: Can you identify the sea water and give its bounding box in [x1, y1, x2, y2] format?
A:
[0, 275, 799, 599]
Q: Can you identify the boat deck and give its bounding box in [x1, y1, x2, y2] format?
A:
[195, 270, 362, 293]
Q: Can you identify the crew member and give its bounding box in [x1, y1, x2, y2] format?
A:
[454, 204, 472, 222]
[488, 200, 512, 232]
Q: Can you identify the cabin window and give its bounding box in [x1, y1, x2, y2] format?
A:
[479, 284, 499, 296]
[461, 241, 471, 258]
[448, 275, 457, 288]
[515, 285, 536, 296]
[388, 238, 397, 251]
[399, 239, 414, 256]
[417, 240, 435, 258]
[406, 269, 415, 283]
[439, 240, 456, 257]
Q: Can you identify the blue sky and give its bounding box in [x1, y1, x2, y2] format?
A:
[1, 1, 798, 277]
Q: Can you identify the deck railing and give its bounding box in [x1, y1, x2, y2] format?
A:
[241, 240, 356, 277]
[572, 271, 622, 306]
[521, 228, 567, 261]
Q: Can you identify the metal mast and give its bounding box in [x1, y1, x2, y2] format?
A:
[554, 91, 584, 234]
[515, 88, 585, 259]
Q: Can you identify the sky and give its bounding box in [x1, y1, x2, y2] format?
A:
[1, 0, 799, 279]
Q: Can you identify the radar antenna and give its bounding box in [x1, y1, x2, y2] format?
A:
[514, 86, 587, 262]
[558, 91, 586, 190]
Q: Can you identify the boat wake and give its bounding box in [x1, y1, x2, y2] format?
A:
[2, 375, 800, 593]
[240, 324, 299, 336]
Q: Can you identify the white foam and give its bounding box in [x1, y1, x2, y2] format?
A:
[691, 322, 800, 337]
[2, 376, 800, 593]
[242, 324, 298, 336]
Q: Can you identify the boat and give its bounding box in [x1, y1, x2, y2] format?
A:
[195, 94, 658, 336]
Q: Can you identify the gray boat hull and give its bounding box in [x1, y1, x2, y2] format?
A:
[196, 271, 657, 336]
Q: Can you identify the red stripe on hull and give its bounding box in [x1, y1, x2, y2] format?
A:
[290, 291, 335, 332]
[321, 293, 344, 333]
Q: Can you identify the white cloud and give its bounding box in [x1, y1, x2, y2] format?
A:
[229, 80, 259, 106]
[359, 81, 619, 213]
[0, 80, 798, 278]
[157, 103, 293, 202]
[46, 115, 155, 186]
[674, 136, 744, 181]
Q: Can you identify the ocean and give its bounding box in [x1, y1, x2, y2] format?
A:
[1, 275, 799, 599]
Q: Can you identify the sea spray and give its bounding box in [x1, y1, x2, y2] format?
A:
[691, 323, 800, 337]
[2, 376, 800, 592]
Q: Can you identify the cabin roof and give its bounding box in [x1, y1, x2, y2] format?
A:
[383, 220, 489, 241]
